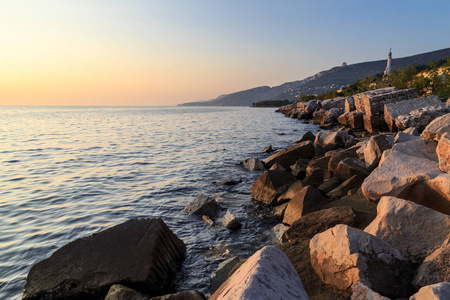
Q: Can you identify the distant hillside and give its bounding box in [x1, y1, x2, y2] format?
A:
[180, 48, 450, 106]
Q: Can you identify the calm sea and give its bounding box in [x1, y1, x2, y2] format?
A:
[0, 106, 317, 299]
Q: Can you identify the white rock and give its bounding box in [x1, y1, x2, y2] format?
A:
[421, 113, 450, 141]
[410, 282, 450, 300]
[272, 223, 289, 243]
[209, 246, 309, 300]
[364, 196, 450, 263]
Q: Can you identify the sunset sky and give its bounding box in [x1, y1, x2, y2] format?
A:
[1, 0, 449, 106]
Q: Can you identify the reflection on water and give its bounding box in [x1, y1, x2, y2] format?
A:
[0, 106, 317, 298]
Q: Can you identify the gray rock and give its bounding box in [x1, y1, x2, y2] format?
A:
[239, 158, 265, 172]
[413, 239, 450, 289]
[221, 210, 241, 230]
[351, 282, 391, 300]
[403, 127, 420, 136]
[364, 134, 393, 170]
[210, 256, 241, 293]
[183, 194, 221, 216]
[282, 185, 327, 225]
[272, 223, 289, 243]
[396, 105, 449, 132]
[410, 282, 450, 300]
[264, 141, 315, 169]
[364, 196, 450, 264]
[209, 246, 310, 300]
[23, 219, 186, 300]
[310, 224, 412, 298]
[250, 170, 297, 206]
[393, 131, 421, 143]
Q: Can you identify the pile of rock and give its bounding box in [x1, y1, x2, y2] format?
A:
[277, 87, 449, 135]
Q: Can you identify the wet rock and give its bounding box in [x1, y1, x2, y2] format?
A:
[413, 238, 450, 289]
[239, 158, 265, 172]
[105, 284, 149, 300]
[282, 186, 327, 225]
[437, 133, 450, 173]
[313, 130, 350, 153]
[216, 177, 241, 186]
[327, 175, 363, 199]
[334, 157, 370, 181]
[250, 170, 297, 206]
[272, 223, 289, 243]
[23, 219, 186, 300]
[310, 224, 412, 298]
[277, 181, 304, 205]
[410, 282, 450, 300]
[351, 282, 391, 300]
[364, 196, 450, 264]
[393, 131, 421, 143]
[183, 194, 221, 216]
[264, 140, 315, 169]
[283, 206, 356, 242]
[290, 158, 310, 178]
[202, 215, 214, 227]
[294, 131, 316, 143]
[210, 256, 241, 293]
[221, 210, 241, 230]
[210, 246, 309, 300]
[317, 177, 342, 195]
[150, 291, 206, 300]
[262, 145, 274, 153]
[364, 134, 393, 170]
[268, 163, 285, 171]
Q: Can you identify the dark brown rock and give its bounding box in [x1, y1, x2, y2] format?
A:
[263, 145, 274, 153]
[334, 157, 370, 181]
[317, 177, 342, 195]
[23, 219, 186, 300]
[183, 194, 221, 216]
[283, 206, 357, 242]
[264, 141, 315, 169]
[327, 175, 363, 199]
[290, 158, 310, 178]
[308, 155, 331, 170]
[277, 181, 304, 205]
[328, 150, 359, 173]
[282, 186, 327, 225]
[250, 170, 297, 206]
[294, 131, 316, 143]
[302, 167, 325, 188]
[151, 291, 206, 300]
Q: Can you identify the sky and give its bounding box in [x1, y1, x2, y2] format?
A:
[0, 0, 449, 106]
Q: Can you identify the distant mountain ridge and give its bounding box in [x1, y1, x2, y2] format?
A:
[180, 48, 450, 106]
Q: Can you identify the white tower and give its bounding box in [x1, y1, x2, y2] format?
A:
[384, 48, 392, 76]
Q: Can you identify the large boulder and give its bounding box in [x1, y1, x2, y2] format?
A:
[393, 131, 421, 144]
[364, 134, 393, 170]
[334, 157, 370, 181]
[283, 186, 327, 225]
[210, 256, 241, 293]
[264, 141, 315, 169]
[364, 196, 450, 263]
[183, 194, 221, 216]
[23, 219, 186, 300]
[313, 130, 350, 153]
[361, 139, 445, 203]
[239, 158, 265, 172]
[209, 246, 310, 300]
[250, 170, 297, 206]
[413, 239, 450, 289]
[395, 105, 449, 132]
[310, 224, 412, 298]
[421, 112, 450, 141]
[437, 133, 450, 173]
[283, 206, 357, 242]
[410, 282, 450, 300]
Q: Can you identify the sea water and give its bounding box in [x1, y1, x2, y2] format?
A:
[0, 106, 318, 299]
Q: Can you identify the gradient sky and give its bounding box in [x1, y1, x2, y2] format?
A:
[1, 0, 449, 106]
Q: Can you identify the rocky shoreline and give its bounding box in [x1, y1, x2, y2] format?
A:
[22, 88, 450, 300]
